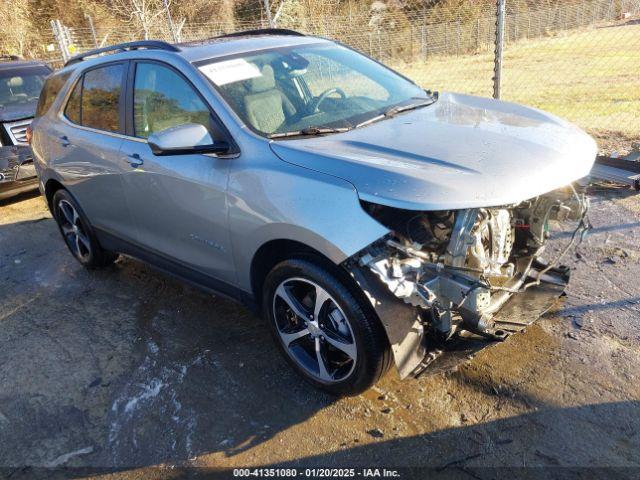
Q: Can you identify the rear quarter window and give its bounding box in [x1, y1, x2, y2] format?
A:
[35, 70, 70, 118]
[64, 79, 82, 124]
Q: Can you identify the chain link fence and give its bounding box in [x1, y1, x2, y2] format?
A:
[3, 0, 639, 152]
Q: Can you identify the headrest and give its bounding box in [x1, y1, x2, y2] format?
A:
[7, 76, 23, 88]
[249, 65, 275, 93]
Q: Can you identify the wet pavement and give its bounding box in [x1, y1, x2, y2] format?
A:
[0, 188, 639, 478]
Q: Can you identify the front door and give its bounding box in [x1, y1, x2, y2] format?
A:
[119, 61, 235, 284]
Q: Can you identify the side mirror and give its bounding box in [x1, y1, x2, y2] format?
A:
[147, 123, 230, 156]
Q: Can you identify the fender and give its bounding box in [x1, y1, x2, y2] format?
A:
[226, 159, 389, 292]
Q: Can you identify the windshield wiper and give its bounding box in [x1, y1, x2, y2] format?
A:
[355, 96, 438, 129]
[268, 126, 352, 139]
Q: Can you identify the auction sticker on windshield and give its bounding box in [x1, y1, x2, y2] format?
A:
[199, 58, 261, 86]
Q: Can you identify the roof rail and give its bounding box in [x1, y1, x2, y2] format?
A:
[215, 28, 305, 39]
[65, 40, 180, 67]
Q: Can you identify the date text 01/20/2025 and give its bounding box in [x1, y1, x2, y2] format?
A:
[232, 468, 401, 477]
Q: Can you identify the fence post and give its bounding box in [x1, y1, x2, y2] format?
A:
[606, 0, 613, 20]
[576, 4, 580, 27]
[51, 19, 70, 63]
[493, 0, 506, 99]
[62, 24, 74, 58]
[409, 25, 413, 60]
[163, 0, 179, 42]
[50, 20, 61, 62]
[85, 14, 98, 47]
[262, 0, 274, 28]
[444, 22, 448, 54]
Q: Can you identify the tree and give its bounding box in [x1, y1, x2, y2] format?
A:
[0, 0, 34, 56]
[109, 0, 169, 40]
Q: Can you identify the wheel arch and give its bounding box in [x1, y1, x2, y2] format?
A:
[249, 238, 379, 320]
[44, 178, 66, 212]
[251, 239, 330, 308]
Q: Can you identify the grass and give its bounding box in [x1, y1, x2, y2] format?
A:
[394, 22, 640, 141]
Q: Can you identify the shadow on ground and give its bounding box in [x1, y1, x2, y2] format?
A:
[0, 189, 40, 207]
[0, 215, 337, 468]
[5, 401, 639, 478]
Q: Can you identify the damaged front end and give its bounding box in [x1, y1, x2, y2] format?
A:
[0, 144, 38, 200]
[346, 185, 589, 378]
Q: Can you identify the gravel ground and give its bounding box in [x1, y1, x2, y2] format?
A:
[0, 187, 639, 478]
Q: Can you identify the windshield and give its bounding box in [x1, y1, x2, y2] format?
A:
[0, 66, 50, 109]
[198, 43, 428, 137]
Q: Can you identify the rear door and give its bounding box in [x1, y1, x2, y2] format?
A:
[118, 60, 235, 284]
[47, 61, 136, 240]
[31, 69, 71, 171]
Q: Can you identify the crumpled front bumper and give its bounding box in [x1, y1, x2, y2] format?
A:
[0, 145, 38, 200]
[350, 262, 569, 379]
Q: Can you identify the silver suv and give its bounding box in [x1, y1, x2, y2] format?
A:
[31, 30, 596, 395]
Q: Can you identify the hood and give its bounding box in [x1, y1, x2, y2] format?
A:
[0, 101, 37, 123]
[270, 92, 597, 210]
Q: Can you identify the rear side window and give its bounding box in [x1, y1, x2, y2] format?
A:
[63, 63, 125, 133]
[35, 70, 69, 118]
[64, 80, 82, 124]
[81, 64, 125, 132]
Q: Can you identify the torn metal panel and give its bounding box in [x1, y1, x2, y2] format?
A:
[350, 186, 588, 379]
[0, 145, 34, 181]
[412, 266, 568, 377]
[445, 208, 478, 268]
[349, 265, 427, 379]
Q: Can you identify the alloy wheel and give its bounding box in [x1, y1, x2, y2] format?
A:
[272, 277, 357, 383]
[57, 199, 91, 261]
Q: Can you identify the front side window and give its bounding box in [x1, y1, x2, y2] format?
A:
[198, 43, 426, 136]
[80, 64, 125, 133]
[133, 62, 212, 139]
[0, 66, 50, 109]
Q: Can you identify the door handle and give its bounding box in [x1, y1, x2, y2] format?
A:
[127, 153, 144, 168]
[60, 135, 70, 147]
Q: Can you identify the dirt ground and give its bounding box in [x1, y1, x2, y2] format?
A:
[1, 186, 639, 478]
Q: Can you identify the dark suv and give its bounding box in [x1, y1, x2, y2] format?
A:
[0, 55, 52, 200]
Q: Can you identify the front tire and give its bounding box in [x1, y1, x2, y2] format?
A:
[262, 259, 391, 396]
[52, 189, 117, 268]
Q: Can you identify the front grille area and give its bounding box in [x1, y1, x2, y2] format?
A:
[0, 169, 17, 183]
[0, 145, 31, 183]
[4, 119, 32, 145]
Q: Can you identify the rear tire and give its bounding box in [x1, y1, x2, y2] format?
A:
[52, 189, 117, 269]
[262, 258, 391, 396]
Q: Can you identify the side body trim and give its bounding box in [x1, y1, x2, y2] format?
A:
[95, 227, 257, 312]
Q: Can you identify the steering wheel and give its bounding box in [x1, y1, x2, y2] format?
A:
[309, 88, 347, 113]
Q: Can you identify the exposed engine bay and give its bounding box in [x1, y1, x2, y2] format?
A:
[347, 185, 590, 378]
